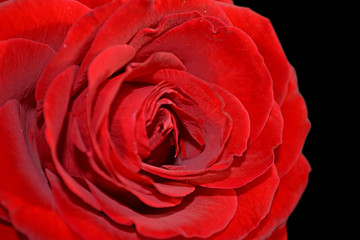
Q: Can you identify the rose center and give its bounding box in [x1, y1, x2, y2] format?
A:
[109, 81, 205, 169]
[143, 108, 178, 166]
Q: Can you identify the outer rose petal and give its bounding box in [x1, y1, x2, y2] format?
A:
[209, 165, 280, 240]
[0, 0, 90, 50]
[266, 224, 287, 240]
[244, 155, 311, 240]
[35, 0, 126, 104]
[218, 3, 292, 105]
[0, 100, 79, 240]
[0, 39, 56, 106]
[46, 170, 140, 240]
[275, 68, 310, 178]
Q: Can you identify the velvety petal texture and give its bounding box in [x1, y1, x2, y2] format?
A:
[0, 39, 56, 106]
[244, 155, 311, 240]
[0, 0, 310, 239]
[217, 2, 292, 105]
[0, 101, 78, 239]
[0, 0, 90, 50]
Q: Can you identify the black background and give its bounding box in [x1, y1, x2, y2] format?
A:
[232, 1, 349, 239]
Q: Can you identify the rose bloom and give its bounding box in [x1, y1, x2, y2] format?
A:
[0, 0, 310, 239]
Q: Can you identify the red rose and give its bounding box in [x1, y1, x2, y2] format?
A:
[0, 0, 310, 239]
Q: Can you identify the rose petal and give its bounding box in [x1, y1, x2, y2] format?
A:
[218, 3, 292, 105]
[152, 182, 195, 198]
[76, 0, 115, 9]
[266, 224, 287, 240]
[59, 114, 95, 181]
[106, 83, 153, 173]
[137, 18, 273, 143]
[126, 52, 187, 78]
[88, 44, 136, 132]
[275, 68, 310, 178]
[190, 103, 283, 188]
[43, 65, 101, 210]
[88, 182, 237, 239]
[129, 11, 226, 52]
[0, 39, 55, 107]
[76, 0, 231, 84]
[70, 116, 88, 153]
[0, 0, 89, 50]
[87, 146, 186, 208]
[0, 222, 22, 240]
[65, 89, 109, 180]
[0, 204, 8, 222]
[0, 100, 78, 240]
[244, 155, 311, 240]
[89, 176, 183, 209]
[211, 84, 250, 158]
[87, 45, 136, 166]
[74, 0, 159, 85]
[35, 0, 125, 105]
[69, 86, 115, 177]
[46, 170, 138, 240]
[209, 165, 280, 240]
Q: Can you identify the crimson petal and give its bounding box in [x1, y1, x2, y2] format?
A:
[193, 103, 283, 188]
[244, 155, 311, 240]
[47, 170, 138, 240]
[0, 0, 89, 50]
[87, 44, 135, 131]
[275, 68, 310, 178]
[211, 84, 250, 158]
[152, 182, 195, 198]
[35, 0, 125, 105]
[0, 39, 55, 106]
[129, 11, 226, 53]
[76, 0, 115, 9]
[137, 18, 273, 143]
[43, 65, 101, 210]
[0, 204, 8, 222]
[209, 165, 280, 240]
[0, 222, 21, 240]
[88, 182, 237, 239]
[218, 3, 292, 105]
[266, 224, 287, 240]
[76, 0, 231, 84]
[0, 100, 78, 240]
